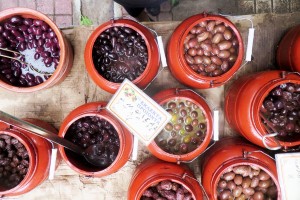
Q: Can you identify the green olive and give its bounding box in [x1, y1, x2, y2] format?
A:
[183, 135, 191, 143]
[171, 114, 178, 123]
[179, 129, 186, 136]
[185, 116, 192, 124]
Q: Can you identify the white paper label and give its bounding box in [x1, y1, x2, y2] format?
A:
[49, 148, 57, 180]
[246, 28, 255, 61]
[107, 79, 171, 145]
[157, 36, 168, 68]
[275, 152, 300, 200]
[213, 110, 219, 141]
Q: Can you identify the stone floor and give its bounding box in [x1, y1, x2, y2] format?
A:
[1, 0, 299, 27]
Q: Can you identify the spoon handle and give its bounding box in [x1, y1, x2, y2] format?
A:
[0, 111, 83, 155]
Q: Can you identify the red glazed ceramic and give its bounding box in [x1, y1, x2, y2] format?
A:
[58, 102, 133, 177]
[128, 157, 203, 200]
[277, 25, 300, 72]
[202, 137, 281, 200]
[148, 88, 213, 163]
[225, 70, 300, 150]
[167, 13, 244, 89]
[0, 118, 59, 197]
[84, 19, 160, 94]
[0, 8, 73, 92]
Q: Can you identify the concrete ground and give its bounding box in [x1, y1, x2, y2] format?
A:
[1, 0, 299, 27]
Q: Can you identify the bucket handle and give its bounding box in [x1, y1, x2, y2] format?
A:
[182, 173, 209, 200]
[262, 133, 282, 151]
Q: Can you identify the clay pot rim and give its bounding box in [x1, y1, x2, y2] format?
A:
[149, 88, 213, 162]
[137, 175, 198, 199]
[84, 19, 159, 93]
[213, 160, 280, 199]
[179, 15, 244, 81]
[0, 7, 66, 92]
[58, 111, 126, 176]
[254, 77, 300, 147]
[0, 129, 35, 194]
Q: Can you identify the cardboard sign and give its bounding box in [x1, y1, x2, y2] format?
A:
[275, 152, 300, 200]
[107, 79, 171, 145]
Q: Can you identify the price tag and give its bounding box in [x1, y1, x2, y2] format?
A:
[107, 79, 171, 145]
[275, 152, 300, 200]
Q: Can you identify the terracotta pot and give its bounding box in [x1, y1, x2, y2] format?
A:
[0, 8, 73, 92]
[202, 137, 281, 200]
[148, 88, 213, 163]
[225, 70, 300, 150]
[128, 157, 203, 199]
[0, 118, 59, 197]
[58, 102, 133, 177]
[167, 14, 244, 89]
[277, 25, 300, 72]
[84, 19, 160, 93]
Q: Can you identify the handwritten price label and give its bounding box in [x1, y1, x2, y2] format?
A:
[275, 152, 300, 200]
[107, 79, 171, 145]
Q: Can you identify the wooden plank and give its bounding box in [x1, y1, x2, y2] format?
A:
[0, 12, 300, 199]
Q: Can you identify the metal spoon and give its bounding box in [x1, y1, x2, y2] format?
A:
[0, 111, 106, 167]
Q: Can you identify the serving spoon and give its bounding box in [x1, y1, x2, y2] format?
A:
[0, 111, 106, 167]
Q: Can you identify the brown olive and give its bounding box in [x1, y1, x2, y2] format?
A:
[188, 38, 198, 48]
[223, 172, 235, 181]
[207, 21, 216, 32]
[199, 21, 207, 27]
[241, 177, 251, 189]
[197, 31, 209, 42]
[242, 187, 255, 196]
[185, 125, 193, 132]
[174, 124, 182, 131]
[258, 171, 270, 181]
[258, 179, 271, 188]
[219, 189, 232, 200]
[223, 29, 233, 40]
[194, 56, 203, 64]
[250, 176, 260, 188]
[185, 54, 194, 65]
[212, 33, 223, 44]
[218, 50, 230, 59]
[205, 64, 217, 73]
[218, 41, 232, 51]
[236, 194, 246, 200]
[211, 56, 222, 65]
[212, 69, 223, 76]
[267, 185, 277, 198]
[213, 25, 226, 34]
[203, 56, 211, 65]
[187, 48, 197, 56]
[218, 180, 227, 189]
[233, 165, 251, 177]
[191, 119, 199, 127]
[253, 191, 264, 200]
[233, 186, 243, 197]
[227, 180, 236, 190]
[234, 175, 243, 185]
